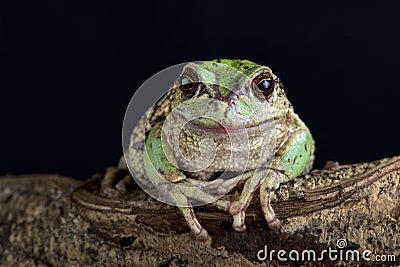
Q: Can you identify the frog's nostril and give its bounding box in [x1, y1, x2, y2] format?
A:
[228, 94, 239, 107]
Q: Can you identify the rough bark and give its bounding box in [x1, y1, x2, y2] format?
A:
[1, 156, 400, 266]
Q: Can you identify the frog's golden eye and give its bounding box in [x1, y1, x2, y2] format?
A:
[179, 76, 197, 98]
[253, 76, 275, 100]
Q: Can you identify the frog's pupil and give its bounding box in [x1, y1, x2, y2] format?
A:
[253, 78, 274, 100]
[181, 77, 193, 89]
[258, 79, 272, 91]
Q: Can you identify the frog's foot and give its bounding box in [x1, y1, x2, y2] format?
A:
[211, 170, 268, 232]
[211, 199, 246, 231]
[213, 194, 258, 232]
[229, 201, 249, 232]
[179, 206, 209, 240]
[100, 167, 132, 198]
[260, 182, 281, 233]
[160, 182, 209, 239]
[229, 201, 248, 232]
[216, 196, 265, 232]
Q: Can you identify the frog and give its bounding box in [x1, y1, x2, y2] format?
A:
[100, 59, 315, 239]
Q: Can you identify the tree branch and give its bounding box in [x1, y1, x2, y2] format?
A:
[1, 156, 399, 266]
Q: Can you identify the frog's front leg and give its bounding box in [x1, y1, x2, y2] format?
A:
[144, 124, 210, 238]
[259, 170, 288, 231]
[260, 128, 314, 231]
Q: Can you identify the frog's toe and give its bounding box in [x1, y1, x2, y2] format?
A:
[100, 167, 132, 198]
[192, 228, 209, 240]
[228, 201, 247, 232]
[233, 221, 246, 232]
[179, 206, 210, 239]
[101, 187, 119, 198]
[267, 217, 282, 233]
[232, 211, 247, 232]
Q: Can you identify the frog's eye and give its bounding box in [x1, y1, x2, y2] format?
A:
[258, 79, 274, 91]
[179, 76, 197, 98]
[253, 77, 275, 100]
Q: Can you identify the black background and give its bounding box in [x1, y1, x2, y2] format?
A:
[1, 1, 399, 179]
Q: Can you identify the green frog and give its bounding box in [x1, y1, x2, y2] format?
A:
[101, 59, 315, 239]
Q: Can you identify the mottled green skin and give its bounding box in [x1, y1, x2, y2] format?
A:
[280, 130, 314, 178]
[126, 59, 315, 237]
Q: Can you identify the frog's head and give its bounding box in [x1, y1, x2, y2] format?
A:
[170, 59, 292, 132]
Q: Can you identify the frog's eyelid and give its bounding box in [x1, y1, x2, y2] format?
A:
[252, 72, 278, 83]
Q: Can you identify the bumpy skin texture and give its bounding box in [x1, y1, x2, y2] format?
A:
[118, 59, 315, 238]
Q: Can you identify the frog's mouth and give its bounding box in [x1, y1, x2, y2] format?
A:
[186, 117, 275, 136]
